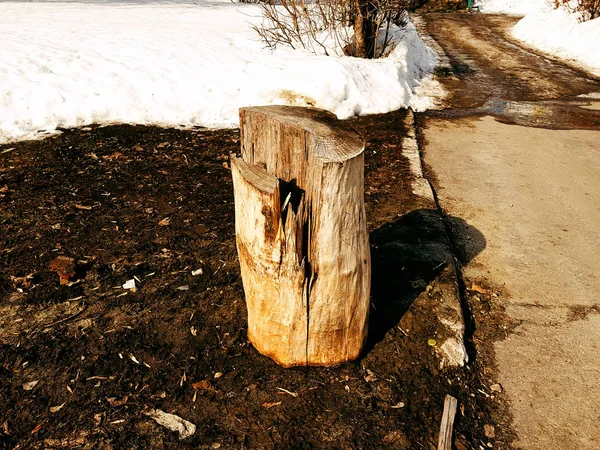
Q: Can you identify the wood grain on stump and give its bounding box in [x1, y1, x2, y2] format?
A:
[231, 106, 370, 367]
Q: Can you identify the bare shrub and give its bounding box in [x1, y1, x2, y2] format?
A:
[554, 0, 600, 22]
[254, 0, 416, 59]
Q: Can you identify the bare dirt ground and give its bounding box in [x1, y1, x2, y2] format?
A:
[1, 111, 512, 449]
[419, 12, 600, 450]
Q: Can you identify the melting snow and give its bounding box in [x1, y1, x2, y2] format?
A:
[0, 0, 440, 144]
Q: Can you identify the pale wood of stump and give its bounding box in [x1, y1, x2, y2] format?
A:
[437, 395, 458, 450]
[232, 106, 370, 367]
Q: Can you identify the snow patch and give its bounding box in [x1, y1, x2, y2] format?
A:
[512, 5, 600, 76]
[476, 0, 549, 15]
[478, 1, 600, 76]
[0, 0, 440, 144]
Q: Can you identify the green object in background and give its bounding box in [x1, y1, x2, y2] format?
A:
[468, 0, 472, 10]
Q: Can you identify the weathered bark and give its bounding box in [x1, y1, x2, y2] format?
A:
[231, 106, 370, 367]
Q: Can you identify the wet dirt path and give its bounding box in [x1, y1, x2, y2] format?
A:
[419, 13, 600, 450]
[424, 13, 600, 109]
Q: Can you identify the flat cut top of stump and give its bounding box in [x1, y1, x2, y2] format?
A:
[240, 106, 364, 163]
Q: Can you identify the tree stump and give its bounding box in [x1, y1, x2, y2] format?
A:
[231, 106, 370, 367]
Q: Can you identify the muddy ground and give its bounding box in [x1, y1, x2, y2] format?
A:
[420, 13, 600, 131]
[1, 111, 513, 449]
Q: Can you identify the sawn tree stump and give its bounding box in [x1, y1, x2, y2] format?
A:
[231, 106, 370, 367]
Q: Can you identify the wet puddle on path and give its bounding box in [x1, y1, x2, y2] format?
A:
[428, 97, 600, 131]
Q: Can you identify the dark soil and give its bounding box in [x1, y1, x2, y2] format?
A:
[1, 111, 513, 449]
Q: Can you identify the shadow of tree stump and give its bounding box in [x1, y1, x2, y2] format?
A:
[367, 208, 486, 351]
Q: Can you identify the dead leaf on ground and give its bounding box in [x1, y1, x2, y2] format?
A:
[192, 380, 211, 390]
[262, 401, 282, 409]
[469, 283, 486, 294]
[30, 423, 43, 435]
[23, 380, 39, 391]
[49, 256, 76, 285]
[158, 217, 171, 226]
[75, 204, 93, 211]
[50, 403, 65, 413]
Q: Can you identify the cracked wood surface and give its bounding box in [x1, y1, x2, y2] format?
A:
[232, 106, 370, 367]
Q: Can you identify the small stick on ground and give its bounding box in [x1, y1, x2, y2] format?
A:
[437, 394, 458, 450]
